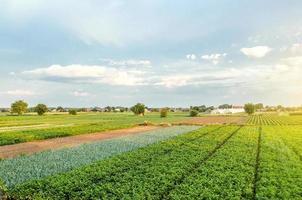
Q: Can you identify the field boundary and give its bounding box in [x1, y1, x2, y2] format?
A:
[160, 126, 243, 199]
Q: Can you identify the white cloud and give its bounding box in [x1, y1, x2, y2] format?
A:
[2, 90, 35, 96]
[101, 59, 151, 67]
[72, 90, 90, 97]
[201, 53, 227, 65]
[186, 54, 196, 60]
[240, 46, 272, 58]
[22, 64, 146, 86]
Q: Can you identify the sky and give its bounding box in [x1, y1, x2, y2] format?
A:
[0, 0, 302, 107]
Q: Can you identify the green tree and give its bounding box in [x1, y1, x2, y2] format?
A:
[34, 104, 48, 116]
[11, 100, 28, 115]
[69, 109, 77, 115]
[244, 103, 255, 115]
[255, 103, 264, 110]
[130, 103, 146, 116]
[160, 108, 169, 118]
[189, 109, 199, 117]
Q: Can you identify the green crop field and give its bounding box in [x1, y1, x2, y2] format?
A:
[0, 112, 188, 146]
[0, 113, 302, 199]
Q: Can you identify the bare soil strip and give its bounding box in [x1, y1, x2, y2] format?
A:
[0, 126, 159, 159]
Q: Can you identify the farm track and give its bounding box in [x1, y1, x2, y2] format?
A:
[0, 126, 159, 158]
[160, 126, 243, 199]
[253, 126, 262, 200]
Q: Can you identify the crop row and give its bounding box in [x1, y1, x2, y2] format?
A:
[0, 113, 188, 146]
[256, 126, 302, 199]
[247, 114, 302, 125]
[166, 126, 259, 199]
[0, 126, 200, 188]
[8, 126, 239, 199]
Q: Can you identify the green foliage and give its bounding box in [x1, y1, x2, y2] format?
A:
[0, 179, 7, 200]
[189, 109, 199, 117]
[0, 126, 199, 188]
[68, 109, 77, 115]
[130, 103, 145, 116]
[244, 103, 255, 115]
[11, 100, 28, 115]
[0, 112, 188, 146]
[160, 108, 169, 118]
[9, 126, 241, 199]
[218, 104, 232, 109]
[254, 103, 264, 110]
[34, 104, 48, 116]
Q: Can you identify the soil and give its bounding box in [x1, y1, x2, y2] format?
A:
[0, 126, 159, 159]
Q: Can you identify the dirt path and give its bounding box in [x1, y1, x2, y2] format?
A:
[0, 126, 159, 159]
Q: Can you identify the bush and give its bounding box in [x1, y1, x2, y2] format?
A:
[160, 108, 169, 118]
[35, 104, 48, 116]
[69, 109, 77, 115]
[130, 103, 145, 116]
[244, 103, 255, 115]
[189, 109, 199, 117]
[11, 100, 28, 115]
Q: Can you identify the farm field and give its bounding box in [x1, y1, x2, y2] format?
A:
[0, 114, 302, 199]
[0, 112, 189, 146]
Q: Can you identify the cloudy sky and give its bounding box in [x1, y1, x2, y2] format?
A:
[1, 0, 302, 107]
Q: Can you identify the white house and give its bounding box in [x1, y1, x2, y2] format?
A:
[211, 106, 244, 114]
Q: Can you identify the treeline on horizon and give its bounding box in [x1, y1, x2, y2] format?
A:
[1, 100, 302, 116]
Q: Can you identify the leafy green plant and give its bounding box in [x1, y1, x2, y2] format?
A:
[34, 104, 48, 116]
[130, 103, 145, 116]
[189, 109, 199, 117]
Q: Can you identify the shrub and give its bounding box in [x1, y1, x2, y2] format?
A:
[34, 104, 48, 116]
[69, 109, 77, 115]
[130, 103, 145, 116]
[160, 108, 169, 118]
[189, 109, 199, 117]
[244, 103, 255, 115]
[11, 100, 28, 115]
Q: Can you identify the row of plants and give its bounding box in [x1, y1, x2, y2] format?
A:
[256, 126, 302, 199]
[167, 126, 259, 199]
[247, 114, 302, 125]
[0, 113, 188, 146]
[8, 126, 240, 199]
[0, 126, 200, 188]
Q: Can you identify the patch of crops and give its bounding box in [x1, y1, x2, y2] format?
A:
[8, 126, 240, 199]
[167, 126, 259, 199]
[0, 112, 188, 146]
[247, 114, 302, 125]
[256, 126, 302, 199]
[0, 126, 200, 188]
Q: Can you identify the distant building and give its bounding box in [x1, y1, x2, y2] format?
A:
[211, 105, 244, 114]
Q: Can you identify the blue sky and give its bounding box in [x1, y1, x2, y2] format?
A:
[0, 0, 302, 107]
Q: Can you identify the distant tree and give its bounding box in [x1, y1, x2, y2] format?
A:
[34, 104, 48, 116]
[189, 109, 199, 117]
[56, 106, 65, 112]
[69, 109, 77, 115]
[244, 103, 255, 115]
[218, 104, 232, 109]
[131, 103, 146, 116]
[255, 103, 264, 110]
[160, 108, 169, 118]
[11, 100, 28, 115]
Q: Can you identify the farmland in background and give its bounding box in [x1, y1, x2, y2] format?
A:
[0, 112, 302, 199]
